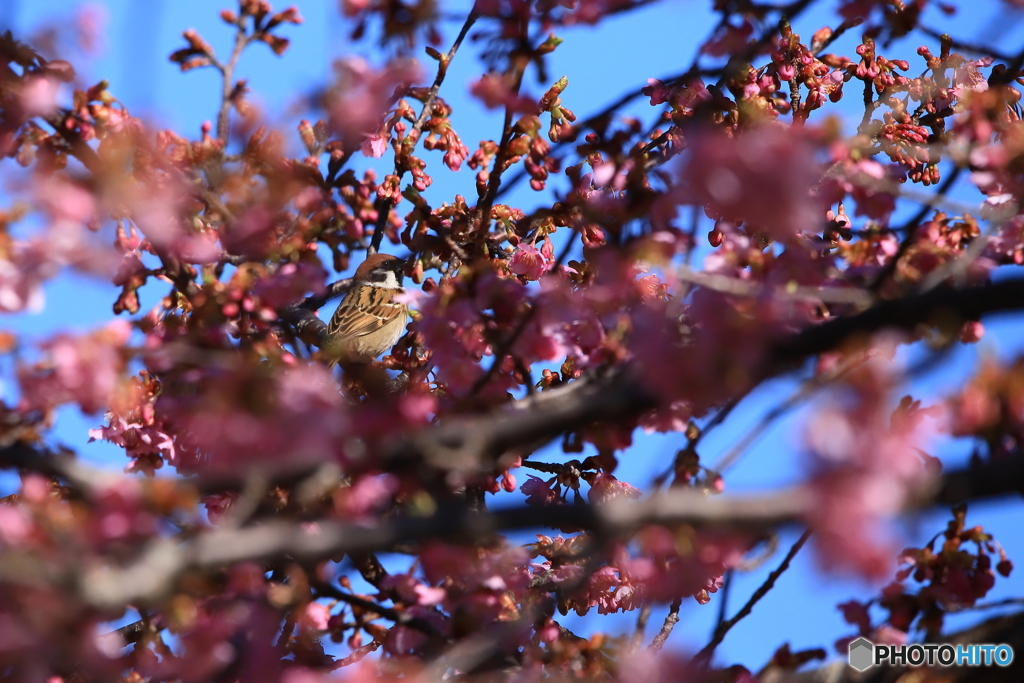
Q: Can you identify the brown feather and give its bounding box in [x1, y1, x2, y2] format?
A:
[327, 286, 405, 340]
[352, 253, 402, 280]
[325, 285, 408, 367]
[323, 253, 408, 368]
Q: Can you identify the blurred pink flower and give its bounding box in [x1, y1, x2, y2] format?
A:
[587, 473, 641, 504]
[337, 473, 399, 518]
[299, 602, 330, 633]
[678, 125, 823, 242]
[414, 584, 446, 606]
[469, 74, 537, 114]
[521, 475, 559, 506]
[19, 77, 59, 117]
[20, 320, 131, 414]
[0, 256, 47, 313]
[0, 506, 32, 546]
[804, 351, 938, 579]
[361, 130, 388, 158]
[202, 492, 238, 525]
[328, 57, 423, 150]
[222, 206, 276, 259]
[131, 183, 221, 264]
[253, 262, 326, 310]
[397, 392, 436, 424]
[818, 157, 898, 222]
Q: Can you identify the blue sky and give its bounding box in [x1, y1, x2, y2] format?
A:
[3, 0, 1024, 673]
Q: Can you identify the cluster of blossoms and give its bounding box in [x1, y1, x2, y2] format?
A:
[0, 0, 1022, 682]
[837, 503, 1013, 649]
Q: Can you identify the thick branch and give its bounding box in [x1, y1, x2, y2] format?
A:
[1, 435, 1020, 613]
[0, 442, 123, 494]
[772, 277, 1024, 366]
[14, 278, 1024, 499]
[380, 365, 655, 473]
[71, 450, 1024, 611]
[275, 274, 1024, 471]
[278, 277, 352, 347]
[78, 485, 806, 609]
[387, 277, 1024, 474]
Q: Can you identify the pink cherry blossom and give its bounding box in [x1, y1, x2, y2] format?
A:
[469, 74, 538, 114]
[299, 602, 331, 633]
[327, 57, 424, 148]
[677, 125, 824, 242]
[19, 76, 59, 117]
[19, 320, 131, 414]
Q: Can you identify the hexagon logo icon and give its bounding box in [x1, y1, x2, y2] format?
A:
[848, 637, 875, 671]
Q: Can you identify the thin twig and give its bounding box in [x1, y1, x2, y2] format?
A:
[465, 230, 578, 398]
[214, 14, 254, 142]
[648, 599, 681, 651]
[949, 597, 1024, 613]
[811, 18, 861, 56]
[867, 165, 964, 293]
[676, 266, 875, 308]
[858, 78, 877, 133]
[473, 50, 528, 238]
[501, 0, 817, 200]
[711, 353, 865, 473]
[640, 0, 817, 157]
[916, 25, 1015, 63]
[714, 568, 733, 631]
[633, 603, 651, 649]
[313, 580, 447, 646]
[692, 529, 812, 665]
[42, 111, 103, 174]
[368, 7, 479, 255]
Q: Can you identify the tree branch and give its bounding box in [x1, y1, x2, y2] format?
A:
[648, 599, 681, 651]
[772, 277, 1024, 366]
[278, 277, 353, 347]
[312, 580, 447, 648]
[368, 7, 479, 255]
[76, 485, 806, 609]
[694, 529, 812, 665]
[213, 13, 253, 143]
[66, 450, 1024, 612]
[40, 111, 104, 175]
[2, 434, 1021, 614]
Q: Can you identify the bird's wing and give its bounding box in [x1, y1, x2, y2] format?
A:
[327, 286, 407, 340]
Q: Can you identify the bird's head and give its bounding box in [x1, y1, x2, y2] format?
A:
[354, 253, 406, 288]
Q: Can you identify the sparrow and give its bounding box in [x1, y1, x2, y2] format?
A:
[324, 253, 409, 368]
